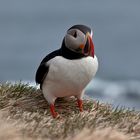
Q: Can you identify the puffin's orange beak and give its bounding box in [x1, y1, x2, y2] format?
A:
[79, 33, 94, 57]
[79, 44, 85, 49]
[88, 35, 94, 58]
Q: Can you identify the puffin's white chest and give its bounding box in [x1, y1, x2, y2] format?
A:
[42, 56, 98, 97]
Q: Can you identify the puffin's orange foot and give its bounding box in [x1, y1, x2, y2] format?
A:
[77, 99, 83, 112]
[50, 104, 58, 118]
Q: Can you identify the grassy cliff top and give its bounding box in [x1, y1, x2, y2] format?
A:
[0, 82, 140, 140]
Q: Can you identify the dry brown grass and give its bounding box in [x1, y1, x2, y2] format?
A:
[67, 128, 128, 140]
[0, 82, 140, 140]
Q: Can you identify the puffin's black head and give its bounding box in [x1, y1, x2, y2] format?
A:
[63, 24, 94, 57]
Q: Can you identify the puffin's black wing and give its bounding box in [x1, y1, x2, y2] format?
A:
[35, 64, 49, 85]
[35, 49, 61, 88]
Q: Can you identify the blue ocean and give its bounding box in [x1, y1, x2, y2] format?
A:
[0, 0, 140, 109]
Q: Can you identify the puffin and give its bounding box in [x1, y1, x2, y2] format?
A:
[35, 24, 98, 118]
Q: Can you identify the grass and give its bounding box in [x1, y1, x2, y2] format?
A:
[0, 82, 140, 140]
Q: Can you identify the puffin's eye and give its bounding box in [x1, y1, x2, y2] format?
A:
[73, 31, 77, 38]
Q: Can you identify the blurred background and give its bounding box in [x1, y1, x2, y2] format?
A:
[0, 0, 140, 109]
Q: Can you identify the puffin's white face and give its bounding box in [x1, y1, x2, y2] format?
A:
[64, 29, 94, 57]
[65, 29, 85, 50]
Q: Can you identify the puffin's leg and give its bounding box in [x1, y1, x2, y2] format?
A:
[42, 89, 57, 118]
[76, 91, 84, 112]
[49, 104, 58, 118]
[77, 99, 83, 112]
